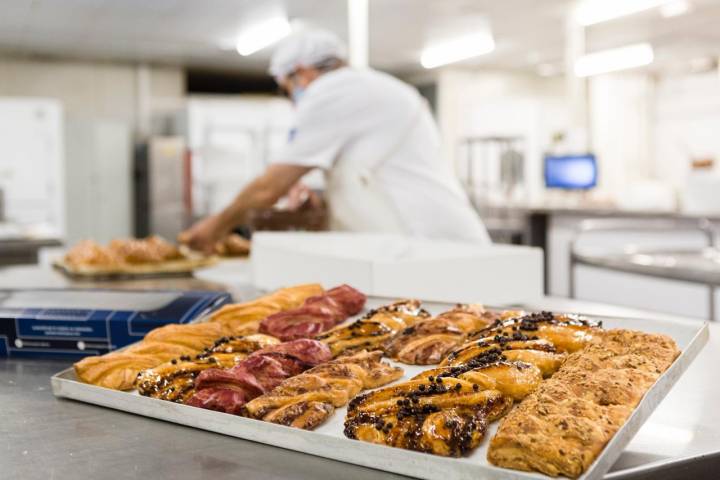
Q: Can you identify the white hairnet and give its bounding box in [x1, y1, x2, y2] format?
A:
[269, 29, 348, 82]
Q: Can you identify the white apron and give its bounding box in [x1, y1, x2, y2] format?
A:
[325, 95, 425, 234]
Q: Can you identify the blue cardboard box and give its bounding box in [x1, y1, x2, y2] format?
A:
[0, 289, 232, 358]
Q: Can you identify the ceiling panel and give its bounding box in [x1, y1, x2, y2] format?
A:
[0, 0, 717, 76]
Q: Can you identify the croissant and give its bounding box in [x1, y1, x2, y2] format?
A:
[316, 300, 430, 357]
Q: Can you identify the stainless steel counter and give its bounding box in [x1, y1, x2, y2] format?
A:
[1, 266, 718, 480]
[573, 249, 720, 286]
[0, 237, 62, 266]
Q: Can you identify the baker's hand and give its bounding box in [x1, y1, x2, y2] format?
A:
[178, 215, 227, 255]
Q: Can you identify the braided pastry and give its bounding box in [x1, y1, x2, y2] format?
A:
[244, 350, 403, 429]
[208, 284, 324, 335]
[316, 300, 430, 357]
[383, 304, 499, 365]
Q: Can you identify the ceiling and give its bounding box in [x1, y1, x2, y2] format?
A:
[0, 0, 719, 78]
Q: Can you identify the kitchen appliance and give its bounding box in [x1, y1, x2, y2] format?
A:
[544, 153, 598, 190]
[134, 136, 188, 239]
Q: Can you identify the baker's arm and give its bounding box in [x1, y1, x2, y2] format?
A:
[179, 164, 313, 253]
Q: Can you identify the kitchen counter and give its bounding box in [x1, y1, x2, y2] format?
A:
[573, 249, 720, 286]
[0, 237, 62, 266]
[1, 265, 718, 480]
[484, 203, 720, 222]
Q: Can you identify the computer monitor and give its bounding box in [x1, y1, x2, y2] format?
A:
[544, 154, 597, 190]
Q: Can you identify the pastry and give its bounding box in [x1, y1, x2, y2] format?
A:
[244, 350, 403, 429]
[184, 339, 332, 413]
[135, 334, 282, 403]
[209, 283, 324, 335]
[63, 240, 119, 268]
[108, 235, 182, 264]
[259, 285, 367, 341]
[487, 329, 680, 478]
[317, 300, 431, 357]
[143, 322, 226, 351]
[441, 335, 566, 377]
[73, 286, 319, 390]
[344, 378, 513, 457]
[468, 311, 602, 353]
[75, 353, 162, 391]
[383, 304, 500, 365]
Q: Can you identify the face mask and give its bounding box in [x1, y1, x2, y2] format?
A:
[291, 86, 305, 104]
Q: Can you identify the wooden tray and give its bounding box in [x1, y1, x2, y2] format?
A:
[53, 256, 219, 280]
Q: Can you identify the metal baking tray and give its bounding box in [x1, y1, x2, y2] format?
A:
[51, 299, 709, 480]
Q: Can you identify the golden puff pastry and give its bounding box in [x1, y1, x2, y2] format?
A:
[74, 353, 162, 391]
[209, 284, 324, 335]
[143, 322, 225, 351]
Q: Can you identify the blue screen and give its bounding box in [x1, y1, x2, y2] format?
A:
[544, 154, 597, 189]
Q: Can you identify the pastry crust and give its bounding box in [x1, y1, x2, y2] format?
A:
[468, 311, 602, 353]
[72, 285, 317, 390]
[135, 334, 282, 402]
[316, 300, 430, 357]
[487, 329, 680, 478]
[208, 284, 324, 335]
[345, 378, 513, 457]
[244, 350, 403, 429]
[144, 322, 226, 351]
[74, 353, 162, 390]
[384, 304, 499, 365]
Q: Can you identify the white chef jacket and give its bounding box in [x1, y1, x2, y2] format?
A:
[272, 67, 490, 243]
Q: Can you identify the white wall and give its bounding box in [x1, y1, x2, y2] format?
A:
[589, 73, 653, 196]
[436, 69, 567, 203]
[0, 57, 185, 243]
[653, 71, 720, 189]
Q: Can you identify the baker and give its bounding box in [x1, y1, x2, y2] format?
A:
[179, 29, 490, 252]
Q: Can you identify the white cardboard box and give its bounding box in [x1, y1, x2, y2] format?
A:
[250, 232, 543, 305]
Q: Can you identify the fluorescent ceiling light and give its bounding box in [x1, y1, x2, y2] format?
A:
[660, 0, 692, 17]
[420, 31, 495, 69]
[236, 16, 291, 56]
[574, 43, 654, 77]
[575, 0, 673, 26]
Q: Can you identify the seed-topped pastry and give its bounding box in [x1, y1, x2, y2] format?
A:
[488, 329, 680, 478]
